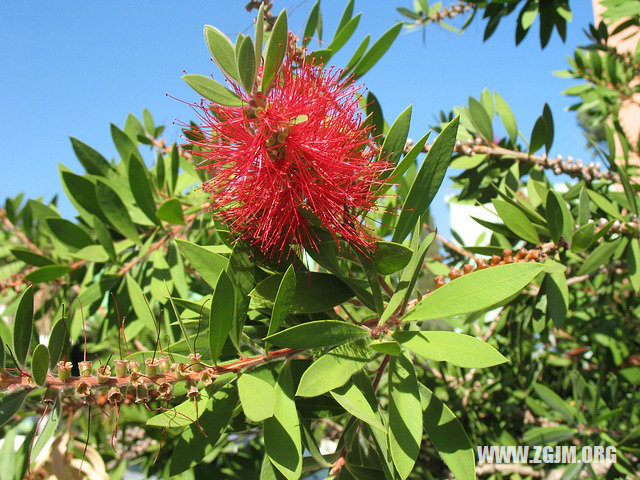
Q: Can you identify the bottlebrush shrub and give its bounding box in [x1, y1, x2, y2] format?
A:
[1, 2, 639, 480]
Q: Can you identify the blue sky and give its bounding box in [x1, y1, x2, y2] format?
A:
[0, 1, 595, 233]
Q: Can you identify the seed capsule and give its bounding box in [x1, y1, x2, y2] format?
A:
[115, 359, 128, 378]
[78, 361, 93, 378]
[189, 353, 203, 372]
[145, 358, 159, 377]
[97, 364, 111, 383]
[158, 356, 171, 374]
[57, 361, 72, 381]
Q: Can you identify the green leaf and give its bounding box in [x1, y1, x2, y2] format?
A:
[111, 123, 141, 165]
[0, 390, 27, 427]
[255, 4, 265, 72]
[330, 371, 384, 431]
[336, 0, 354, 33]
[492, 199, 540, 244]
[542, 103, 554, 153]
[13, 285, 34, 366]
[227, 245, 254, 350]
[267, 265, 297, 339]
[48, 317, 68, 369]
[128, 155, 160, 226]
[175, 240, 228, 289]
[72, 245, 109, 263]
[529, 116, 547, 153]
[32, 397, 61, 462]
[156, 198, 185, 225]
[10, 248, 54, 267]
[328, 14, 361, 53]
[494, 92, 518, 144]
[523, 426, 577, 445]
[93, 216, 117, 262]
[95, 179, 139, 244]
[251, 272, 353, 314]
[204, 25, 241, 83]
[546, 190, 574, 243]
[296, 339, 370, 397]
[627, 240, 640, 292]
[262, 10, 288, 92]
[265, 361, 302, 480]
[170, 383, 239, 475]
[394, 331, 507, 368]
[533, 383, 576, 423]
[0, 341, 3, 370]
[31, 344, 49, 386]
[25, 265, 71, 283]
[238, 35, 256, 93]
[126, 274, 157, 332]
[577, 239, 621, 276]
[182, 74, 243, 106]
[419, 384, 475, 480]
[238, 365, 277, 422]
[373, 241, 413, 274]
[143, 109, 155, 134]
[353, 23, 402, 79]
[147, 389, 210, 427]
[303, 0, 321, 46]
[571, 222, 595, 252]
[70, 137, 112, 176]
[45, 218, 93, 250]
[382, 131, 430, 195]
[209, 270, 235, 364]
[468, 97, 493, 142]
[265, 320, 368, 349]
[370, 340, 402, 355]
[59, 168, 103, 221]
[380, 105, 412, 169]
[403, 262, 545, 322]
[389, 353, 422, 480]
[544, 271, 569, 328]
[393, 117, 459, 242]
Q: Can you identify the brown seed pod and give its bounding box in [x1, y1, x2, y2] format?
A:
[114, 359, 129, 378]
[57, 361, 72, 381]
[78, 361, 93, 377]
[108, 387, 124, 405]
[145, 358, 159, 377]
[189, 353, 203, 372]
[97, 364, 111, 383]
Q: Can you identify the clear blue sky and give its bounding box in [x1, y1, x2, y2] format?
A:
[0, 1, 595, 233]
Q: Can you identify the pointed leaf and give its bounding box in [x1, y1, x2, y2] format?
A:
[13, 285, 34, 366]
[492, 199, 540, 244]
[209, 270, 235, 364]
[262, 10, 288, 92]
[353, 23, 402, 79]
[183, 74, 243, 106]
[175, 240, 228, 289]
[204, 25, 241, 83]
[70, 137, 111, 176]
[128, 155, 160, 225]
[267, 264, 297, 338]
[31, 344, 49, 386]
[265, 320, 368, 349]
[156, 198, 185, 225]
[238, 365, 277, 422]
[402, 262, 545, 322]
[330, 371, 384, 431]
[95, 179, 139, 243]
[0, 390, 27, 427]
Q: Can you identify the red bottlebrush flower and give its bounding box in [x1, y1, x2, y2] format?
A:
[187, 53, 391, 257]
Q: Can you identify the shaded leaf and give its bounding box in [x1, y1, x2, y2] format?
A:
[13, 285, 34, 366]
[31, 344, 49, 386]
[265, 320, 368, 349]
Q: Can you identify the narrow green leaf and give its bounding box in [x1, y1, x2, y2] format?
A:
[403, 262, 545, 322]
[265, 361, 302, 480]
[45, 218, 93, 250]
[468, 97, 493, 141]
[533, 383, 576, 423]
[238, 365, 277, 422]
[13, 285, 34, 366]
[175, 239, 228, 289]
[156, 198, 185, 225]
[578, 186, 591, 226]
[70, 137, 111, 176]
[493, 199, 540, 244]
[544, 271, 569, 328]
[382, 130, 431, 194]
[183, 74, 243, 106]
[126, 275, 157, 332]
[128, 155, 160, 226]
[48, 318, 68, 369]
[25, 265, 71, 283]
[380, 105, 412, 169]
[238, 35, 256, 93]
[393, 117, 459, 242]
[31, 344, 49, 386]
[255, 4, 265, 72]
[93, 216, 117, 262]
[494, 92, 518, 144]
[545, 190, 574, 243]
[394, 331, 507, 368]
[328, 14, 361, 53]
[529, 116, 547, 154]
[265, 320, 368, 349]
[95, 179, 139, 244]
[10, 248, 54, 267]
[251, 272, 353, 314]
[32, 397, 60, 462]
[209, 270, 235, 364]
[204, 25, 241, 83]
[262, 10, 288, 92]
[419, 384, 475, 480]
[389, 353, 422, 480]
[170, 383, 238, 475]
[353, 23, 402, 79]
[303, 1, 321, 46]
[330, 371, 384, 431]
[571, 222, 595, 252]
[267, 264, 297, 339]
[336, 0, 354, 33]
[577, 239, 621, 276]
[111, 123, 141, 165]
[296, 339, 370, 397]
[373, 241, 413, 275]
[0, 390, 27, 427]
